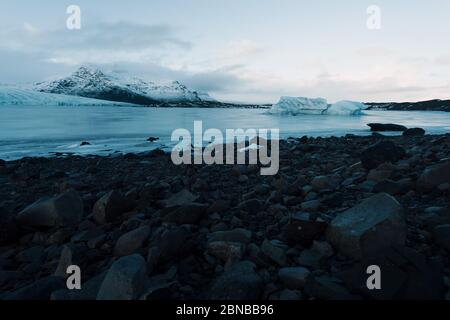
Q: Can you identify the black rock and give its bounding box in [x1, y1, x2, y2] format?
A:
[0, 207, 18, 245]
[360, 141, 406, 170]
[208, 261, 263, 299]
[147, 137, 159, 142]
[0, 159, 5, 167]
[80, 141, 91, 146]
[4, 276, 65, 300]
[403, 128, 426, 136]
[367, 123, 407, 132]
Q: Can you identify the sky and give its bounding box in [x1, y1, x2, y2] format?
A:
[1, 0, 450, 103]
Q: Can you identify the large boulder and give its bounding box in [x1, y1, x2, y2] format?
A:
[326, 193, 406, 260]
[97, 254, 147, 300]
[417, 161, 450, 191]
[403, 128, 425, 136]
[4, 276, 65, 300]
[161, 203, 208, 225]
[93, 190, 133, 224]
[17, 190, 83, 228]
[360, 141, 406, 170]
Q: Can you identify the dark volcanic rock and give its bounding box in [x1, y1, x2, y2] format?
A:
[208, 261, 263, 300]
[80, 141, 91, 146]
[360, 141, 406, 170]
[417, 161, 450, 191]
[367, 123, 407, 132]
[283, 213, 327, 246]
[403, 128, 425, 136]
[161, 203, 208, 225]
[147, 137, 159, 142]
[17, 189, 83, 228]
[4, 276, 65, 300]
[114, 226, 151, 257]
[0, 207, 19, 245]
[93, 190, 134, 224]
[326, 193, 406, 260]
[433, 225, 450, 251]
[97, 254, 147, 300]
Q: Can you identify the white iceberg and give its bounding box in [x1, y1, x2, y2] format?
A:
[325, 100, 366, 115]
[269, 96, 366, 116]
[268, 96, 329, 115]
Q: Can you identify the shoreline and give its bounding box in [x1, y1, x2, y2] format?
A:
[1, 133, 450, 300]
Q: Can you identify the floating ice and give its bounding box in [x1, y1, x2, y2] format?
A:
[269, 96, 329, 115]
[325, 100, 366, 116]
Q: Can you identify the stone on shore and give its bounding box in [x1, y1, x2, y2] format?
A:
[417, 161, 450, 191]
[278, 267, 311, 289]
[161, 203, 208, 224]
[208, 261, 263, 299]
[97, 254, 147, 300]
[114, 226, 151, 257]
[326, 193, 406, 260]
[93, 190, 133, 224]
[403, 128, 425, 136]
[433, 225, 450, 251]
[360, 141, 406, 170]
[17, 189, 83, 228]
[367, 123, 407, 132]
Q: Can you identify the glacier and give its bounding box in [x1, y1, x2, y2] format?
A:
[269, 96, 366, 116]
[0, 87, 137, 107]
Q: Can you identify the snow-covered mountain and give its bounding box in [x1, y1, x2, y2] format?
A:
[0, 87, 137, 107]
[35, 66, 216, 105]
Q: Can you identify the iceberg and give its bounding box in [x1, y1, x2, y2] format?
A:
[269, 96, 366, 116]
[268, 96, 329, 115]
[325, 100, 366, 116]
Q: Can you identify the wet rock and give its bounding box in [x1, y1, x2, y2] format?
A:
[326, 193, 406, 260]
[298, 241, 334, 268]
[93, 190, 134, 224]
[433, 225, 450, 251]
[17, 189, 83, 228]
[238, 199, 263, 215]
[161, 203, 208, 225]
[372, 179, 410, 195]
[261, 239, 288, 266]
[420, 207, 450, 228]
[208, 261, 263, 299]
[207, 241, 245, 262]
[417, 161, 450, 191]
[156, 226, 192, 263]
[361, 141, 406, 170]
[207, 199, 230, 214]
[147, 137, 159, 142]
[97, 254, 147, 300]
[80, 141, 91, 146]
[403, 128, 425, 136]
[4, 276, 65, 300]
[301, 200, 321, 211]
[114, 226, 151, 257]
[278, 267, 311, 289]
[367, 123, 407, 132]
[305, 276, 355, 300]
[311, 176, 333, 191]
[0, 207, 18, 245]
[207, 228, 252, 244]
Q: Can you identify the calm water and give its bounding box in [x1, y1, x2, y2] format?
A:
[1, 105, 450, 160]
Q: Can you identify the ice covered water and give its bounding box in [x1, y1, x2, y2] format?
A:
[1, 104, 450, 160]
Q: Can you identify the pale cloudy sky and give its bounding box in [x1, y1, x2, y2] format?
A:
[1, 0, 450, 103]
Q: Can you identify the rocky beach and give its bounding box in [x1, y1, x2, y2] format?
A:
[1, 131, 450, 300]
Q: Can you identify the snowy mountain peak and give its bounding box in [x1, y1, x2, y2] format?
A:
[35, 66, 216, 105]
